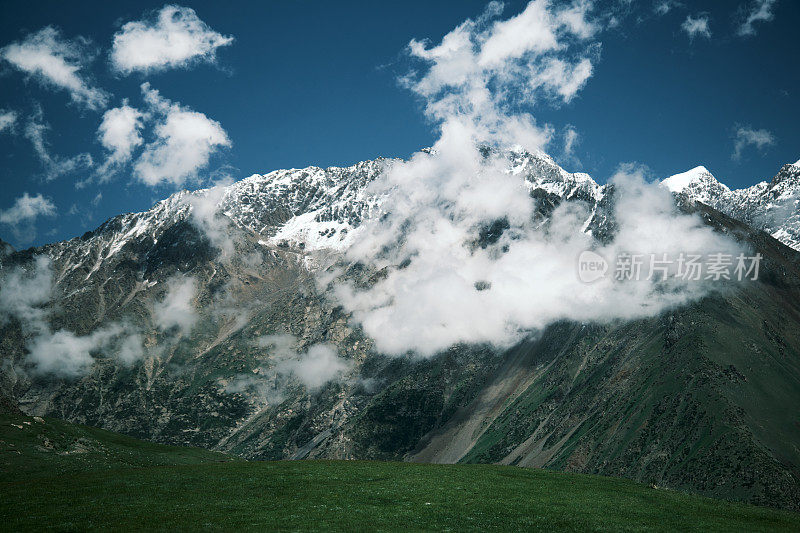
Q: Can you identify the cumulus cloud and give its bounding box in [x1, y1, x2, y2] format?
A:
[732, 125, 775, 161]
[0, 192, 56, 225]
[0, 27, 108, 110]
[0, 192, 57, 244]
[134, 83, 231, 187]
[153, 274, 198, 334]
[0, 110, 18, 134]
[681, 15, 711, 40]
[737, 0, 777, 37]
[24, 106, 94, 181]
[336, 164, 743, 356]
[534, 57, 594, 102]
[111, 5, 233, 74]
[404, 0, 599, 133]
[322, 1, 745, 358]
[94, 102, 146, 180]
[111, 328, 145, 367]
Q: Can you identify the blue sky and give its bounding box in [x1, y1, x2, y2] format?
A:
[0, 0, 797, 249]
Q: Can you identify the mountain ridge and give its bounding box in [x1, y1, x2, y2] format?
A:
[661, 162, 800, 251]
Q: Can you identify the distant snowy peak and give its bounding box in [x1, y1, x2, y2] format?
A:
[663, 163, 800, 252]
[661, 166, 730, 204]
[661, 166, 710, 192]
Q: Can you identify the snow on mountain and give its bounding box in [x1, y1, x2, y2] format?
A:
[28, 150, 604, 286]
[30, 150, 800, 289]
[222, 150, 604, 252]
[661, 166, 709, 193]
[219, 158, 391, 251]
[662, 163, 800, 251]
[661, 166, 731, 205]
[511, 149, 604, 203]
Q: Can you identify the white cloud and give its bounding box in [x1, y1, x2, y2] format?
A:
[95, 102, 146, 180]
[534, 57, 594, 102]
[276, 344, 352, 391]
[0, 192, 56, 225]
[24, 107, 94, 181]
[737, 0, 777, 36]
[681, 15, 711, 40]
[0, 110, 18, 134]
[223, 335, 351, 400]
[0, 255, 53, 335]
[406, 0, 599, 121]
[0, 27, 108, 110]
[563, 125, 579, 157]
[732, 125, 775, 161]
[0, 257, 145, 377]
[0, 192, 57, 244]
[116, 331, 145, 366]
[27, 326, 112, 378]
[153, 275, 198, 334]
[26, 322, 144, 377]
[324, 1, 744, 358]
[654, 1, 680, 15]
[187, 177, 235, 256]
[336, 165, 743, 357]
[134, 83, 231, 187]
[111, 5, 233, 74]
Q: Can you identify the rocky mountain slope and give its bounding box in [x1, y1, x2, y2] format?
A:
[1, 151, 800, 510]
[662, 163, 800, 251]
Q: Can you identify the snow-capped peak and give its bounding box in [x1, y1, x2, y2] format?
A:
[661, 166, 730, 204]
[661, 166, 710, 192]
[794, 158, 800, 167]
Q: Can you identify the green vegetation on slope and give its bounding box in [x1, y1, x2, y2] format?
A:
[1, 412, 798, 531]
[2, 459, 799, 531]
[0, 411, 235, 482]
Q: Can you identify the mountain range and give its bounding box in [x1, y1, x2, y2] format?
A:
[1, 151, 799, 511]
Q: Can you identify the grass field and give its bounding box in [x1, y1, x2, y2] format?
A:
[0, 412, 235, 482]
[2, 414, 799, 531]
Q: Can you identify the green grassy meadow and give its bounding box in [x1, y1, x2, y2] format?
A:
[2, 413, 799, 531]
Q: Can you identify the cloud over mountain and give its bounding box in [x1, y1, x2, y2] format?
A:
[327, 0, 744, 357]
[0, 256, 145, 377]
